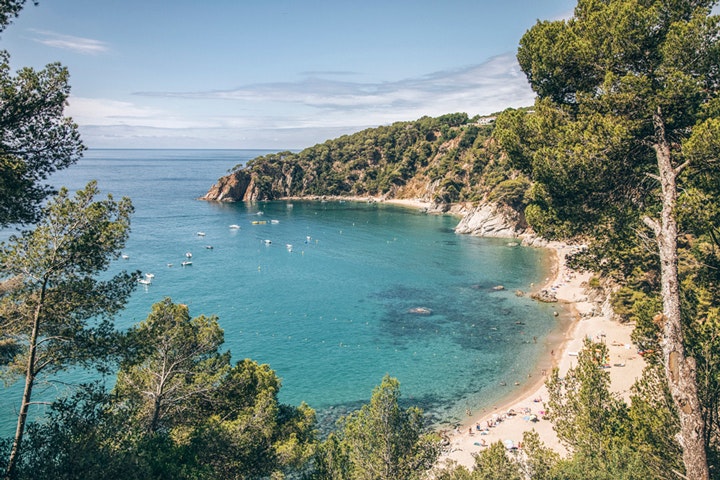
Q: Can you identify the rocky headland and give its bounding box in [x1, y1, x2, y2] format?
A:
[200, 113, 536, 242]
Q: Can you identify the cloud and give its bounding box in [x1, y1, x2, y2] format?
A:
[299, 70, 359, 77]
[70, 54, 536, 149]
[66, 97, 204, 129]
[30, 29, 108, 55]
[136, 53, 534, 120]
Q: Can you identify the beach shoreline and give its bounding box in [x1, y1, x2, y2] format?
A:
[437, 240, 645, 469]
[280, 195, 437, 212]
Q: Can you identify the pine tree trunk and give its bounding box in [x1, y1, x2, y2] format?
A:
[653, 110, 709, 480]
[5, 283, 46, 479]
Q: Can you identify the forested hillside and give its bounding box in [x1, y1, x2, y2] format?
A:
[202, 112, 531, 215]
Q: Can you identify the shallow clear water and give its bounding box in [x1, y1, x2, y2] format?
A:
[0, 149, 562, 434]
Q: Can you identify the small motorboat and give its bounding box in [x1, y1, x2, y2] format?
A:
[407, 307, 432, 315]
[205, 245, 213, 249]
[229, 224, 240, 229]
[185, 252, 192, 258]
[263, 239, 272, 245]
[270, 219, 280, 224]
[197, 232, 206, 236]
[181, 260, 192, 267]
[121, 254, 129, 260]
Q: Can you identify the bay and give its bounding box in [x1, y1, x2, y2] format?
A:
[0, 149, 562, 435]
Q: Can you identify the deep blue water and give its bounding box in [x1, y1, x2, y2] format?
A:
[0, 149, 564, 434]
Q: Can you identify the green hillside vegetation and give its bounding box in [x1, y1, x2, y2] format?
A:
[229, 112, 531, 211]
[3, 0, 720, 478]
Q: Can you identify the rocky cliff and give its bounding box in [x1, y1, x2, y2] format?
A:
[200, 170, 254, 202]
[453, 203, 526, 238]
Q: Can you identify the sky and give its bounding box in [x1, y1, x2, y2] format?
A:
[1, 0, 576, 150]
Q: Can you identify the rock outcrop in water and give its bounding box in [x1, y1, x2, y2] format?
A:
[453, 203, 525, 238]
[530, 289, 558, 303]
[201, 170, 255, 202]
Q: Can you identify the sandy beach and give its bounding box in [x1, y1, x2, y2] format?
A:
[437, 240, 645, 469]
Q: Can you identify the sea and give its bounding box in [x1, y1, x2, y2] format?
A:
[0, 149, 566, 436]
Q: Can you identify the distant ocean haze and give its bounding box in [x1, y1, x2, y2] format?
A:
[0, 149, 562, 435]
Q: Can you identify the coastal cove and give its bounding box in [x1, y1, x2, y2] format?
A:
[1, 149, 567, 437]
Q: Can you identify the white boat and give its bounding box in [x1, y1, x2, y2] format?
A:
[229, 224, 240, 229]
[270, 219, 280, 224]
[121, 254, 129, 260]
[256, 211, 264, 216]
[263, 239, 272, 245]
[144, 273, 155, 279]
[185, 252, 192, 258]
[138, 278, 151, 285]
[181, 260, 192, 266]
[205, 245, 213, 249]
[197, 232, 206, 236]
[286, 244, 293, 252]
[407, 307, 432, 315]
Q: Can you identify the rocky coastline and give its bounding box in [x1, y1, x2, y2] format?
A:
[201, 170, 540, 245]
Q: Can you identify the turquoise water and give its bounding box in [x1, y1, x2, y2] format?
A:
[0, 149, 561, 434]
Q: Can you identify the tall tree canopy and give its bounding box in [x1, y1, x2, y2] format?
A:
[0, 0, 84, 228]
[495, 1, 720, 477]
[110, 298, 317, 479]
[312, 375, 440, 480]
[0, 181, 137, 478]
[114, 298, 229, 434]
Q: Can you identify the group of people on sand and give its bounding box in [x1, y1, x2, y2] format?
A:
[453, 405, 540, 450]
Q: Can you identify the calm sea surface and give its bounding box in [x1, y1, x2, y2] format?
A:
[0, 149, 564, 434]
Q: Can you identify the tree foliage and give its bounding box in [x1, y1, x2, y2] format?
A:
[312, 375, 441, 479]
[114, 298, 229, 434]
[0, 181, 136, 478]
[0, 0, 35, 33]
[500, 342, 681, 479]
[5, 299, 318, 480]
[495, 1, 720, 476]
[110, 298, 317, 479]
[0, 1, 85, 227]
[546, 341, 628, 455]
